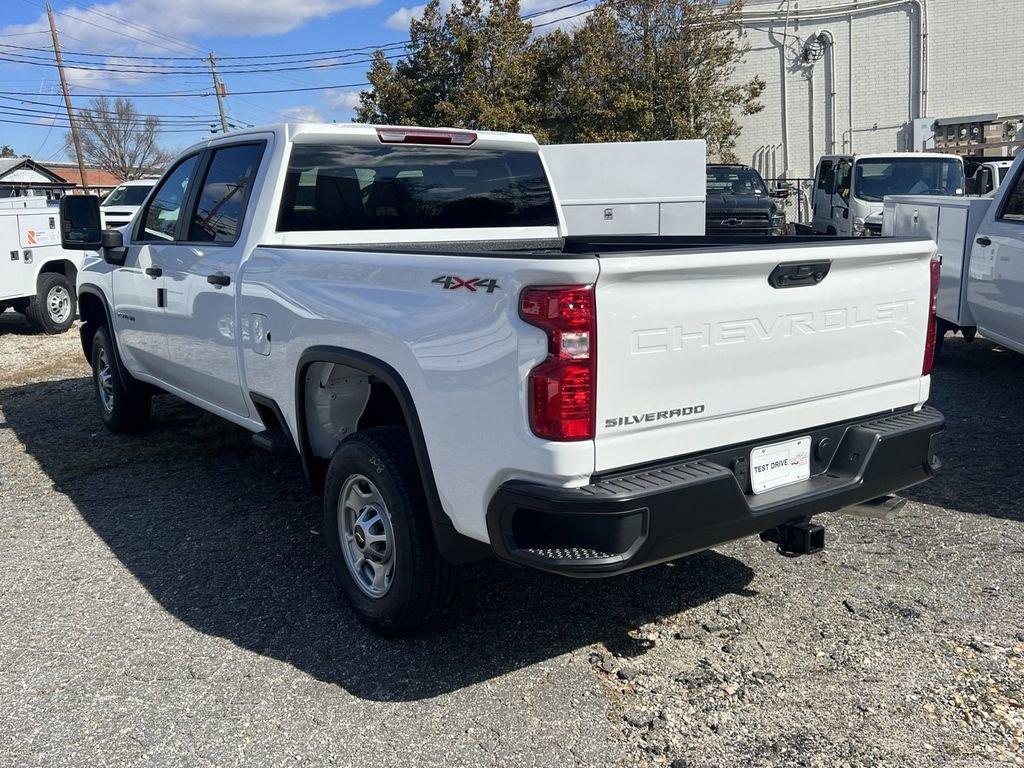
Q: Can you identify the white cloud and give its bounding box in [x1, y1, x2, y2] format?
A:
[0, 0, 383, 56]
[279, 106, 326, 123]
[384, 3, 428, 31]
[323, 89, 363, 111]
[383, 0, 595, 34]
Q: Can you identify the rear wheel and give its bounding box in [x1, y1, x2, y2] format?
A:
[91, 325, 151, 433]
[25, 272, 76, 333]
[322, 426, 458, 636]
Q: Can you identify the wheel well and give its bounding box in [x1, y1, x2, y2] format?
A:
[302, 361, 408, 467]
[38, 259, 78, 287]
[77, 291, 107, 363]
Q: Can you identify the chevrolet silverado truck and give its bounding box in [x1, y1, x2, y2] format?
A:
[58, 124, 945, 636]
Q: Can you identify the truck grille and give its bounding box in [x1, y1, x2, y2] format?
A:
[102, 213, 133, 228]
[705, 212, 771, 236]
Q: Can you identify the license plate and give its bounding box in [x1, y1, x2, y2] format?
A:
[750, 436, 811, 494]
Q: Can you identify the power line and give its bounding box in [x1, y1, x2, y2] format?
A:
[0, 115, 219, 134]
[0, 47, 406, 75]
[0, 94, 222, 119]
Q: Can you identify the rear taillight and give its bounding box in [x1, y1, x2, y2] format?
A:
[375, 127, 477, 145]
[922, 257, 941, 375]
[520, 285, 596, 441]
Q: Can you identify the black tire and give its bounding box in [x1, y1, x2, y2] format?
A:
[25, 272, 77, 334]
[323, 426, 458, 636]
[90, 325, 152, 433]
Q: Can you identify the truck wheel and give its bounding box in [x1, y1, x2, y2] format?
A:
[25, 272, 77, 333]
[91, 325, 151, 433]
[323, 426, 458, 636]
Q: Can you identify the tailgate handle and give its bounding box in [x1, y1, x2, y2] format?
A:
[768, 261, 831, 289]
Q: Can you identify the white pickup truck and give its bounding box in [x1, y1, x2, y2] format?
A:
[59, 124, 945, 635]
[884, 152, 1024, 354]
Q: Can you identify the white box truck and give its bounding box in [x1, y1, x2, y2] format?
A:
[812, 153, 965, 237]
[0, 197, 84, 333]
[541, 140, 706, 236]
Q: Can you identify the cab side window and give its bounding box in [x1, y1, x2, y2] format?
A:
[188, 143, 264, 243]
[999, 167, 1024, 223]
[138, 154, 200, 242]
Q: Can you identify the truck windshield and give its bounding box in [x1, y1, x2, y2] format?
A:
[705, 167, 768, 196]
[853, 158, 964, 202]
[277, 143, 558, 231]
[103, 184, 152, 207]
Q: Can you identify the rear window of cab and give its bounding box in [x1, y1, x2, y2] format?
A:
[277, 144, 559, 231]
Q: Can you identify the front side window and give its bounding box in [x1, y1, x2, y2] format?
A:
[189, 144, 264, 243]
[139, 154, 200, 242]
[999, 167, 1024, 222]
[852, 158, 965, 202]
[277, 143, 558, 231]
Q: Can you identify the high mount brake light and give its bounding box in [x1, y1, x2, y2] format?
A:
[922, 257, 940, 375]
[520, 285, 596, 441]
[375, 128, 478, 146]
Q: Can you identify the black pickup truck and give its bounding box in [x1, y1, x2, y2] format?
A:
[705, 164, 789, 236]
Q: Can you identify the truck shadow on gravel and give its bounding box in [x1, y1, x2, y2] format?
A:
[903, 334, 1024, 522]
[2, 376, 756, 701]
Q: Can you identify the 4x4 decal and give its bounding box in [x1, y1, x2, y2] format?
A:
[432, 275, 501, 293]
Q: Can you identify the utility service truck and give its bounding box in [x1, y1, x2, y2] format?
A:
[59, 123, 945, 635]
[0, 197, 83, 333]
[884, 151, 1024, 354]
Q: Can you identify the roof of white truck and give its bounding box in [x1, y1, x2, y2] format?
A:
[822, 152, 961, 161]
[179, 123, 541, 156]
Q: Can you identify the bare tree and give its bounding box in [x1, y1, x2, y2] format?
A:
[64, 97, 175, 180]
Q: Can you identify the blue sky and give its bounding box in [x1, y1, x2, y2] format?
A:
[0, 0, 585, 162]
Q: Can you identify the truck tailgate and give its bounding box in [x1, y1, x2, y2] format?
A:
[594, 238, 935, 472]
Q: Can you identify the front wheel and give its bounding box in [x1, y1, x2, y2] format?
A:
[323, 426, 458, 636]
[25, 272, 76, 334]
[91, 325, 151, 433]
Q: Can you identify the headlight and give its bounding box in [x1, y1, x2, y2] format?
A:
[770, 214, 785, 228]
[853, 217, 868, 236]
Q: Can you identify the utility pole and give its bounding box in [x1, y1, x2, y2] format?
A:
[207, 53, 229, 133]
[46, 3, 88, 191]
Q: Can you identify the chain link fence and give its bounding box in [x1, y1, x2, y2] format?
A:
[764, 177, 815, 227]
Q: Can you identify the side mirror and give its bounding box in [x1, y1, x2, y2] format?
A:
[59, 195, 102, 250]
[101, 229, 127, 266]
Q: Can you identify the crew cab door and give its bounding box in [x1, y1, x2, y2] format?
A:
[968, 162, 1024, 348]
[114, 152, 202, 376]
[154, 141, 266, 417]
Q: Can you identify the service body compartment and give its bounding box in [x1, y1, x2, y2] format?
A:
[542, 140, 706, 236]
[883, 195, 993, 327]
[1, 197, 80, 303]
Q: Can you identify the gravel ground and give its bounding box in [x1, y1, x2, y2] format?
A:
[1, 310, 1022, 768]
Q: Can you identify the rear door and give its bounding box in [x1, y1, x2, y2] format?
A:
[593, 238, 935, 471]
[153, 141, 266, 417]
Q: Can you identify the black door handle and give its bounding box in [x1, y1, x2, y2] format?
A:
[769, 260, 832, 288]
[145, 266, 162, 277]
[207, 273, 230, 287]
[976, 236, 992, 247]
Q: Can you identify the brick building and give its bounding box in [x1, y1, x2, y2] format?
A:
[729, 0, 1024, 179]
